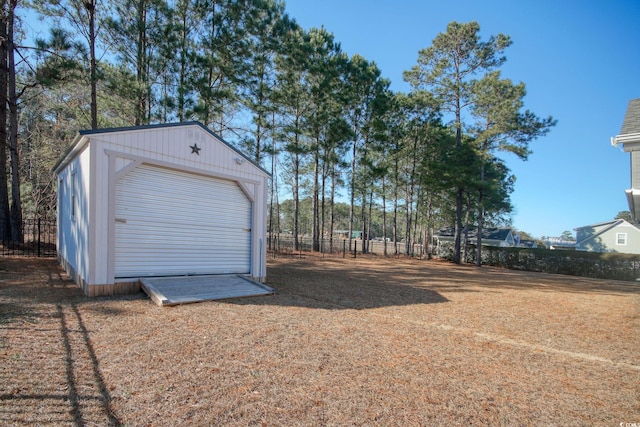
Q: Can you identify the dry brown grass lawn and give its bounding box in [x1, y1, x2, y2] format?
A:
[1, 255, 639, 426]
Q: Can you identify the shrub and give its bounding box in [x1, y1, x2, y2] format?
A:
[435, 243, 640, 281]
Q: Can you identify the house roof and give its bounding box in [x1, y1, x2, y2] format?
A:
[621, 98, 640, 135]
[53, 121, 270, 176]
[435, 227, 513, 241]
[574, 219, 621, 231]
[611, 99, 640, 221]
[612, 98, 640, 150]
[545, 237, 576, 248]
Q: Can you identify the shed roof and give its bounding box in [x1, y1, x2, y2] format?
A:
[621, 98, 640, 135]
[53, 121, 270, 176]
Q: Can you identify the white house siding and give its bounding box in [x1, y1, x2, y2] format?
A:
[55, 123, 269, 296]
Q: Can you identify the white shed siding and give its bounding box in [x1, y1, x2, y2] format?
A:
[94, 126, 260, 182]
[89, 140, 111, 285]
[57, 144, 92, 285]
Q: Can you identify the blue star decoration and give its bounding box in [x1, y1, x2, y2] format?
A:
[190, 143, 201, 155]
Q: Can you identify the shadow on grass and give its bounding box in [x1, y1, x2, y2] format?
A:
[232, 259, 451, 310]
[233, 256, 640, 310]
[0, 258, 120, 426]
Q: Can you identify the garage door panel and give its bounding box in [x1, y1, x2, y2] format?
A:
[119, 185, 248, 209]
[115, 164, 251, 278]
[116, 220, 250, 237]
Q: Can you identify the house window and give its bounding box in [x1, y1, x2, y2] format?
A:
[616, 233, 627, 246]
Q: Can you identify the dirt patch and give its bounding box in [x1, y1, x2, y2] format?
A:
[1, 256, 638, 425]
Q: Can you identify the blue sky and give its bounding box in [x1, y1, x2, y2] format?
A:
[284, 0, 640, 239]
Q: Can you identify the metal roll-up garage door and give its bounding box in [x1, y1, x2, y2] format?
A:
[115, 164, 251, 278]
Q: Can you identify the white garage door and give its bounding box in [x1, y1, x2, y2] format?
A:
[115, 164, 251, 278]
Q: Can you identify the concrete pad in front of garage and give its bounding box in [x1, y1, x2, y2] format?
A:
[140, 275, 275, 306]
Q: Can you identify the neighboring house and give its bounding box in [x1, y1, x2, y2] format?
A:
[574, 219, 640, 254]
[518, 239, 538, 249]
[545, 237, 576, 250]
[611, 98, 640, 221]
[434, 227, 516, 247]
[54, 122, 270, 297]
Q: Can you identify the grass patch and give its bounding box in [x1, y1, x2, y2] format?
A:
[1, 257, 638, 425]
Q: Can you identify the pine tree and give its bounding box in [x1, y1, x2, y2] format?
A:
[469, 70, 555, 265]
[106, 0, 172, 125]
[404, 21, 512, 264]
[343, 54, 388, 252]
[274, 24, 310, 251]
[240, 0, 289, 164]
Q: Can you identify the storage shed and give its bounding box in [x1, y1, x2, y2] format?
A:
[54, 122, 269, 297]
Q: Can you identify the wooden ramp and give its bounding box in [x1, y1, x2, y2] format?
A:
[139, 275, 275, 307]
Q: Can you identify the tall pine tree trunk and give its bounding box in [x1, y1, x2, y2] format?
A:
[382, 176, 387, 256]
[453, 99, 463, 264]
[253, 68, 267, 163]
[393, 155, 399, 255]
[463, 192, 472, 262]
[135, 2, 147, 125]
[87, 0, 97, 129]
[312, 146, 320, 252]
[367, 189, 373, 253]
[293, 152, 300, 251]
[454, 188, 464, 262]
[405, 134, 418, 255]
[7, 0, 20, 242]
[412, 185, 421, 256]
[268, 112, 277, 250]
[329, 166, 336, 251]
[360, 191, 366, 253]
[476, 191, 484, 266]
[320, 159, 327, 253]
[405, 181, 413, 255]
[0, 1, 10, 240]
[476, 160, 486, 266]
[348, 136, 356, 251]
[292, 128, 300, 251]
[425, 193, 433, 259]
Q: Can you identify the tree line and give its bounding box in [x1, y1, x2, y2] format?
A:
[1, 0, 555, 264]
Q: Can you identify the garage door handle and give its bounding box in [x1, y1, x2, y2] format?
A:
[243, 228, 251, 232]
[116, 218, 127, 224]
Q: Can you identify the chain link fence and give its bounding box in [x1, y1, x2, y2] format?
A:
[267, 234, 428, 258]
